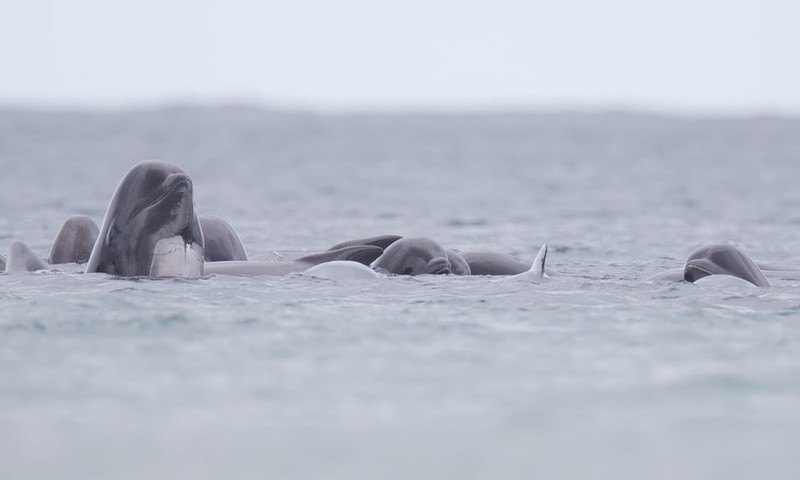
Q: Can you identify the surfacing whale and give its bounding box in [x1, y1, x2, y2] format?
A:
[371, 237, 459, 275]
[683, 243, 770, 287]
[85, 160, 205, 277]
[200, 215, 247, 262]
[48, 215, 99, 264]
[650, 243, 770, 287]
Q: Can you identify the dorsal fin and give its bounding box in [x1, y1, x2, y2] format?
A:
[511, 244, 547, 283]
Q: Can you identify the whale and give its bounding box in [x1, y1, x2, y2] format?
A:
[205, 245, 383, 277]
[327, 234, 555, 276]
[683, 243, 770, 287]
[650, 243, 770, 287]
[371, 237, 460, 275]
[446, 249, 471, 275]
[48, 215, 99, 264]
[85, 160, 205, 277]
[5, 241, 49, 273]
[200, 215, 247, 262]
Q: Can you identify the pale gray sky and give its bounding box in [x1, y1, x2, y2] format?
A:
[1, 0, 798, 113]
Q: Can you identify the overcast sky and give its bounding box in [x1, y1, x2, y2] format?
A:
[1, 0, 798, 113]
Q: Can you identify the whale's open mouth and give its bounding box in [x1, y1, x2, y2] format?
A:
[683, 260, 714, 283]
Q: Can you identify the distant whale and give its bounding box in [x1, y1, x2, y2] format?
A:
[650, 243, 770, 287]
[684, 243, 770, 287]
[85, 160, 205, 277]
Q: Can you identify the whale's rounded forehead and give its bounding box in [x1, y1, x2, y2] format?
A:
[125, 160, 185, 186]
[116, 160, 192, 203]
[686, 244, 741, 263]
[390, 237, 446, 258]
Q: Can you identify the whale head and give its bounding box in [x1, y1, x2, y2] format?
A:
[86, 160, 204, 277]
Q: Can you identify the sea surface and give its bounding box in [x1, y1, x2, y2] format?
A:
[2, 107, 800, 479]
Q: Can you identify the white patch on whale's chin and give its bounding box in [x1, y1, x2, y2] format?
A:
[149, 236, 204, 278]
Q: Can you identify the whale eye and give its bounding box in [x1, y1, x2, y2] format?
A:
[403, 267, 414, 274]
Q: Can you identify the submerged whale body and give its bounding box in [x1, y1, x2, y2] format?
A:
[48, 215, 99, 265]
[459, 251, 531, 275]
[205, 245, 383, 277]
[85, 160, 205, 277]
[301, 261, 380, 280]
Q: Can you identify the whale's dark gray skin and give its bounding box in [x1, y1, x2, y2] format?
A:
[458, 251, 530, 275]
[683, 244, 770, 287]
[328, 235, 403, 252]
[48, 215, 99, 264]
[85, 160, 204, 277]
[205, 245, 383, 277]
[0, 254, 5, 272]
[200, 216, 247, 262]
[371, 237, 457, 275]
[446, 249, 471, 275]
[5, 241, 48, 273]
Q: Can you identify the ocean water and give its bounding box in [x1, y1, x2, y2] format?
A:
[2, 107, 800, 479]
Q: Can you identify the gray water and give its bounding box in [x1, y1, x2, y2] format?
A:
[2, 107, 800, 479]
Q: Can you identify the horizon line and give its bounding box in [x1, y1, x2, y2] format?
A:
[1, 99, 799, 121]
